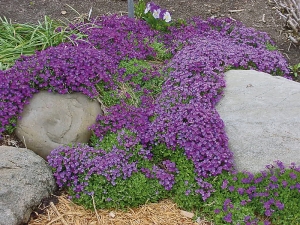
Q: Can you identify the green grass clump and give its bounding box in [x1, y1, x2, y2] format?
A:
[0, 16, 84, 70]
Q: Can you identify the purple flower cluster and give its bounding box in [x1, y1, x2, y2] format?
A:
[151, 164, 175, 190]
[161, 17, 290, 78]
[69, 15, 158, 61]
[48, 144, 138, 192]
[215, 161, 299, 224]
[140, 162, 177, 191]
[90, 101, 155, 146]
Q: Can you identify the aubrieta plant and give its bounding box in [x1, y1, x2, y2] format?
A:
[1, 2, 299, 223]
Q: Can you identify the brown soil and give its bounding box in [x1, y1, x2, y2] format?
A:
[1, 0, 299, 65]
[0, 0, 299, 224]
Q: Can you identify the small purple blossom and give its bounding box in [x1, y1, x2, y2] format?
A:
[223, 213, 232, 223]
[270, 175, 278, 182]
[221, 180, 229, 189]
[238, 188, 245, 195]
[290, 172, 297, 180]
[265, 209, 274, 217]
[228, 186, 235, 192]
[275, 200, 284, 210]
[214, 208, 221, 214]
[240, 200, 247, 206]
[185, 189, 191, 196]
[282, 180, 288, 188]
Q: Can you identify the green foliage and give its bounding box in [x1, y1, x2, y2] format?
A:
[74, 130, 171, 209]
[70, 172, 169, 210]
[95, 81, 121, 107]
[134, 0, 147, 19]
[266, 42, 278, 51]
[89, 131, 118, 151]
[148, 41, 173, 61]
[4, 117, 17, 134]
[151, 143, 205, 210]
[95, 58, 165, 108]
[119, 58, 165, 99]
[290, 62, 300, 80]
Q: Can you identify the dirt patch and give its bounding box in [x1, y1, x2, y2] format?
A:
[1, 0, 299, 65]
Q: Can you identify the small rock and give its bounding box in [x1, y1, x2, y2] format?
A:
[196, 217, 202, 224]
[180, 210, 194, 219]
[109, 211, 116, 218]
[61, 10, 67, 15]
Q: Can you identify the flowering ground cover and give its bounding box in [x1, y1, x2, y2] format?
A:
[1, 1, 300, 224]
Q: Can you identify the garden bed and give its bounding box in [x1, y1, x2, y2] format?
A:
[1, 1, 300, 225]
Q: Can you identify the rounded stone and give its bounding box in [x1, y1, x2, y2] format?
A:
[15, 91, 102, 159]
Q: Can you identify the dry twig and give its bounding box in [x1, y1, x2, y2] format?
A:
[273, 0, 300, 44]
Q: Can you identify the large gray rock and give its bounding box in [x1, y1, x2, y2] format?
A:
[0, 146, 56, 225]
[216, 70, 300, 174]
[15, 91, 102, 159]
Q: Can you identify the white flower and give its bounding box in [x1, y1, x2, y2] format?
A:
[152, 9, 161, 19]
[163, 11, 171, 22]
[144, 3, 151, 14]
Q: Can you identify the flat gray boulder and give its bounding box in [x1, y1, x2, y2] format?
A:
[15, 91, 102, 159]
[0, 146, 56, 225]
[216, 70, 300, 174]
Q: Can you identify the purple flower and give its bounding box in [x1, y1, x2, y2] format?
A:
[221, 180, 229, 189]
[223, 198, 233, 211]
[290, 172, 297, 180]
[265, 209, 273, 217]
[238, 188, 245, 195]
[270, 175, 278, 182]
[282, 180, 288, 187]
[228, 186, 235, 192]
[240, 200, 247, 206]
[223, 213, 232, 223]
[214, 208, 221, 214]
[254, 176, 263, 184]
[275, 200, 284, 210]
[244, 216, 251, 222]
[185, 189, 191, 196]
[263, 199, 274, 210]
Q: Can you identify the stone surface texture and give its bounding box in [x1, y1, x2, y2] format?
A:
[0, 146, 56, 225]
[15, 91, 102, 159]
[216, 70, 300, 173]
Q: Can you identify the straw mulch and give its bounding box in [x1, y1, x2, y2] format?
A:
[28, 193, 212, 225]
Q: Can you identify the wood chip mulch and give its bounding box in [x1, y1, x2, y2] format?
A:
[28, 192, 213, 225]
